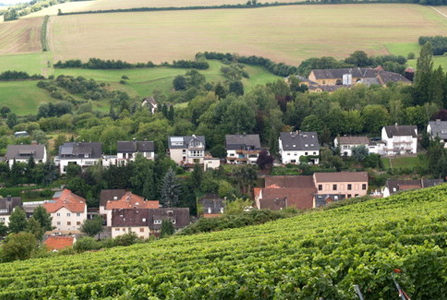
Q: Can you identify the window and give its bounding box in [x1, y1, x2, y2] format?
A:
[318, 184, 323, 191]
[76, 221, 81, 225]
[67, 213, 71, 217]
[362, 184, 367, 190]
[154, 220, 162, 225]
[115, 228, 120, 231]
[347, 194, 352, 198]
[67, 221, 71, 225]
[305, 152, 308, 155]
[287, 153, 290, 156]
[333, 184, 337, 191]
[355, 194, 359, 197]
[56, 213, 60, 217]
[76, 213, 80, 217]
[347, 184, 352, 190]
[140, 228, 144, 232]
[57, 222, 61, 225]
[171, 219, 176, 224]
[142, 218, 146, 222]
[313, 152, 316, 155]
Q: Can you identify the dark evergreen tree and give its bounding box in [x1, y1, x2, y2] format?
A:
[413, 42, 434, 105]
[160, 168, 181, 207]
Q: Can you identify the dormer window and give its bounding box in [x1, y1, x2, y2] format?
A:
[305, 144, 308, 147]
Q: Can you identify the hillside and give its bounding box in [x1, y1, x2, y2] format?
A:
[0, 185, 447, 298]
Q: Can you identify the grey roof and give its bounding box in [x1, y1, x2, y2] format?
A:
[315, 194, 346, 208]
[225, 134, 261, 150]
[99, 189, 127, 207]
[168, 135, 205, 149]
[117, 141, 154, 153]
[111, 207, 190, 230]
[5, 144, 46, 161]
[199, 194, 225, 214]
[336, 136, 370, 145]
[280, 131, 320, 151]
[384, 125, 417, 138]
[386, 179, 443, 194]
[142, 97, 157, 105]
[311, 68, 377, 80]
[378, 71, 411, 84]
[59, 142, 102, 158]
[429, 120, 447, 139]
[0, 196, 22, 216]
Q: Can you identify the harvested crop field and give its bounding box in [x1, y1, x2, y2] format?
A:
[48, 4, 447, 64]
[0, 17, 43, 54]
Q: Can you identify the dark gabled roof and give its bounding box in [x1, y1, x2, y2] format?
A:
[258, 187, 315, 210]
[168, 135, 205, 149]
[336, 136, 370, 145]
[314, 172, 368, 183]
[111, 208, 150, 227]
[280, 131, 320, 151]
[59, 142, 102, 158]
[117, 141, 154, 153]
[384, 125, 417, 138]
[149, 208, 190, 230]
[199, 194, 225, 214]
[429, 120, 447, 139]
[315, 194, 346, 208]
[0, 197, 22, 216]
[377, 71, 411, 84]
[258, 197, 287, 210]
[5, 144, 46, 160]
[111, 208, 190, 230]
[225, 134, 261, 150]
[264, 176, 315, 189]
[311, 68, 377, 80]
[142, 96, 157, 105]
[386, 179, 444, 194]
[99, 189, 126, 207]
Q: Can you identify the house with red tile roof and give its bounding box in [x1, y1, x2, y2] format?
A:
[103, 192, 159, 226]
[44, 236, 76, 251]
[43, 189, 87, 231]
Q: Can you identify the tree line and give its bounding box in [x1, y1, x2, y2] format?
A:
[0, 71, 45, 81]
[419, 36, 447, 56]
[54, 58, 209, 70]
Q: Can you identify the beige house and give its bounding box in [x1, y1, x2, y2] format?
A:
[168, 135, 205, 166]
[313, 172, 368, 200]
[43, 189, 87, 232]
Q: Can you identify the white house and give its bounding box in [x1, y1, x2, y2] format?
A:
[225, 134, 261, 165]
[279, 131, 320, 164]
[117, 140, 155, 164]
[381, 125, 418, 155]
[142, 97, 158, 114]
[0, 196, 22, 226]
[204, 156, 221, 171]
[168, 135, 205, 166]
[43, 189, 87, 232]
[427, 120, 447, 147]
[382, 179, 443, 197]
[5, 144, 47, 168]
[334, 136, 385, 156]
[54, 142, 102, 174]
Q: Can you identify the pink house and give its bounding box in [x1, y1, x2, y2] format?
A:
[313, 172, 368, 199]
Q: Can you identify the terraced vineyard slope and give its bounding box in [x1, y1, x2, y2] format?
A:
[1, 185, 447, 299]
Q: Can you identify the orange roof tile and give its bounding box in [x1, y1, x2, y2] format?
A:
[43, 189, 86, 213]
[105, 192, 159, 210]
[44, 236, 74, 251]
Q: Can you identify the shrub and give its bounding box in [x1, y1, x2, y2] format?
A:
[73, 237, 101, 253]
[113, 232, 139, 246]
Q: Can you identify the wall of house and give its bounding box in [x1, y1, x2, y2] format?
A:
[226, 150, 259, 165]
[57, 158, 101, 174]
[169, 148, 185, 164]
[381, 128, 417, 155]
[111, 226, 150, 239]
[0, 215, 11, 226]
[308, 72, 362, 86]
[280, 149, 319, 164]
[204, 159, 220, 170]
[51, 207, 87, 231]
[314, 180, 368, 198]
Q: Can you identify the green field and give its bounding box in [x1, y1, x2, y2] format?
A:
[381, 156, 423, 170]
[1, 184, 447, 298]
[0, 80, 56, 115]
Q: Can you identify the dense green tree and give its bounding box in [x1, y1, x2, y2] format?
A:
[215, 83, 226, 99]
[361, 105, 390, 135]
[8, 207, 27, 234]
[413, 42, 434, 105]
[25, 217, 44, 241]
[6, 113, 17, 129]
[160, 168, 181, 208]
[1, 232, 37, 262]
[173, 75, 187, 90]
[0, 223, 8, 237]
[160, 220, 175, 237]
[191, 163, 203, 190]
[229, 81, 244, 96]
[81, 216, 104, 238]
[32, 206, 52, 231]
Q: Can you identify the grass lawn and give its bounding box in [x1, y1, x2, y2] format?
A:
[0, 80, 56, 115]
[46, 4, 447, 64]
[0, 52, 52, 74]
[381, 156, 423, 170]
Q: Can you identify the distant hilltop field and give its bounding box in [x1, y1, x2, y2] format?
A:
[0, 3, 447, 72]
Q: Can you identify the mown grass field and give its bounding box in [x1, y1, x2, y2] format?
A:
[381, 156, 423, 170]
[46, 4, 447, 64]
[0, 80, 55, 115]
[0, 17, 43, 55]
